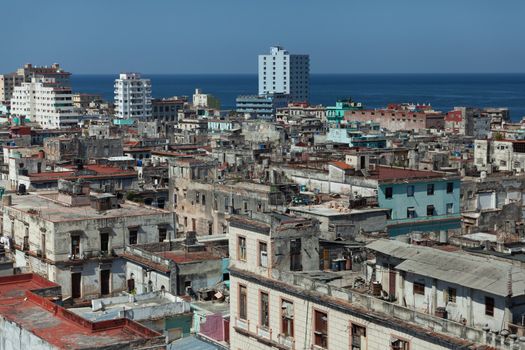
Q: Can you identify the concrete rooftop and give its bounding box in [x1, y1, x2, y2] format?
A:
[6, 192, 170, 222]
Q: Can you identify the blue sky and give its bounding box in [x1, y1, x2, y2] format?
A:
[2, 0, 524, 74]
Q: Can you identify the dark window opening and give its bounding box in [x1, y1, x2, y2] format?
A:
[290, 238, 302, 271]
[414, 282, 425, 295]
[129, 229, 138, 245]
[158, 227, 167, 242]
[100, 232, 109, 253]
[71, 272, 81, 299]
[100, 270, 110, 295]
[71, 234, 80, 256]
[385, 187, 393, 199]
[485, 296, 495, 316]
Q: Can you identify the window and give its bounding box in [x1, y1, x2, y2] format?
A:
[281, 300, 294, 338]
[385, 187, 393, 199]
[448, 287, 457, 303]
[239, 285, 248, 320]
[313, 310, 328, 348]
[426, 205, 435, 216]
[100, 232, 109, 253]
[485, 296, 494, 316]
[129, 229, 138, 245]
[391, 338, 409, 350]
[260, 292, 269, 328]
[413, 282, 425, 295]
[427, 184, 435, 195]
[158, 227, 167, 242]
[407, 207, 416, 218]
[447, 182, 454, 193]
[259, 242, 268, 267]
[446, 203, 453, 215]
[407, 185, 414, 197]
[71, 234, 80, 256]
[351, 324, 366, 350]
[290, 238, 302, 271]
[238, 236, 247, 261]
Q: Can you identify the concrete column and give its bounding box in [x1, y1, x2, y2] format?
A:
[505, 296, 513, 328]
[397, 271, 405, 306]
[467, 288, 474, 326]
[431, 278, 437, 315]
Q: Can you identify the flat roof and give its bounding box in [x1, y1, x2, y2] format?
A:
[290, 205, 387, 217]
[27, 165, 137, 183]
[370, 166, 453, 182]
[158, 251, 221, 264]
[6, 193, 170, 223]
[0, 274, 163, 349]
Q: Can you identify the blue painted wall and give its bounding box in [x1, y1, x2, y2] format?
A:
[378, 178, 461, 235]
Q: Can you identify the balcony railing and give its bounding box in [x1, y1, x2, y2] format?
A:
[388, 213, 461, 226]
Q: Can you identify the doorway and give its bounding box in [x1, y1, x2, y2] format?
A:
[100, 270, 110, 296]
[71, 272, 81, 299]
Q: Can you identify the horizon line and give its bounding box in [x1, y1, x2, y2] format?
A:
[70, 72, 525, 76]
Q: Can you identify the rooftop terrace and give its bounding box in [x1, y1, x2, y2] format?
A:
[5, 192, 170, 222]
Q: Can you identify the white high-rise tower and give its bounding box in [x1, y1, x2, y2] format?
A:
[258, 46, 310, 102]
[114, 73, 152, 119]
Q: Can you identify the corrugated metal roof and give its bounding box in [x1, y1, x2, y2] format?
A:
[367, 239, 525, 297]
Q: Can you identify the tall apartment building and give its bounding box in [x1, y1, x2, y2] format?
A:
[258, 46, 309, 102]
[0, 63, 70, 102]
[114, 73, 152, 119]
[10, 77, 79, 129]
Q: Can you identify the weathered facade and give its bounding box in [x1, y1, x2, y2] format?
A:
[2, 184, 175, 299]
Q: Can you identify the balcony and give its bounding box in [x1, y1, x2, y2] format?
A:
[235, 317, 249, 331]
[256, 325, 272, 340]
[388, 213, 461, 226]
[277, 334, 295, 349]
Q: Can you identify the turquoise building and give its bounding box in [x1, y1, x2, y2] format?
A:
[376, 169, 461, 236]
[326, 99, 363, 124]
[326, 121, 385, 148]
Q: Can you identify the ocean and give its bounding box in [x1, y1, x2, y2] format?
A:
[71, 74, 525, 121]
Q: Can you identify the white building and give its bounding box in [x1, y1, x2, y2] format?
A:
[1, 63, 71, 102]
[192, 88, 220, 109]
[228, 213, 496, 350]
[114, 73, 152, 119]
[474, 139, 525, 173]
[258, 46, 309, 102]
[10, 77, 79, 129]
[368, 239, 525, 332]
[2, 182, 175, 300]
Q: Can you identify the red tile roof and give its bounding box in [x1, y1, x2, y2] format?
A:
[330, 161, 353, 170]
[370, 166, 445, 181]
